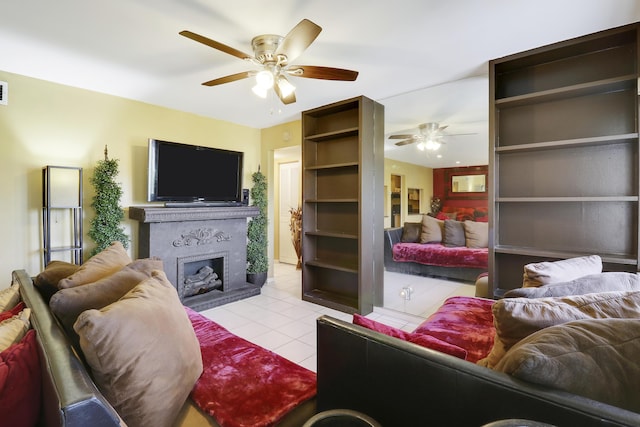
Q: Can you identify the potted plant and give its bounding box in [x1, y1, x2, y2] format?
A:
[289, 205, 302, 269]
[246, 168, 268, 286]
[88, 146, 129, 257]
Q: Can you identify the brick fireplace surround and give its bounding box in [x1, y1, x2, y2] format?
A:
[129, 206, 260, 311]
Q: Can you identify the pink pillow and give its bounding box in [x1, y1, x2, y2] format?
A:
[406, 333, 467, 360]
[0, 329, 42, 427]
[352, 314, 467, 359]
[0, 302, 25, 323]
[353, 314, 410, 340]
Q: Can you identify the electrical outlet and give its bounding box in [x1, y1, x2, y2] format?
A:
[0, 81, 7, 105]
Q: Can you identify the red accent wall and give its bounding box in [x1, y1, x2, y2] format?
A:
[433, 165, 488, 210]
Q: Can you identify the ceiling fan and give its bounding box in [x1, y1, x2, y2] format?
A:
[390, 123, 474, 151]
[179, 19, 359, 105]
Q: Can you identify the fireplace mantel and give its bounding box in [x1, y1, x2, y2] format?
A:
[129, 205, 259, 223]
[129, 205, 260, 311]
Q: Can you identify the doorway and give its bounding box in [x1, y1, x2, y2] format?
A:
[276, 153, 301, 265]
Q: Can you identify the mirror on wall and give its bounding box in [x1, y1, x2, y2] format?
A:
[451, 174, 486, 193]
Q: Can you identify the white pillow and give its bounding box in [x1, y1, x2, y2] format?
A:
[0, 284, 20, 312]
[0, 308, 31, 352]
[522, 255, 602, 288]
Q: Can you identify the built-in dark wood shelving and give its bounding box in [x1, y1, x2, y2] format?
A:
[301, 95, 384, 315]
[489, 22, 640, 297]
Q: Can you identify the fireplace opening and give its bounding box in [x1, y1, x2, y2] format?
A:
[179, 254, 226, 299]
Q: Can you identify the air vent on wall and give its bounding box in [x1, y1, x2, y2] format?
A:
[0, 81, 7, 105]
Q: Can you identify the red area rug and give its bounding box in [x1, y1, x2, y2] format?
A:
[186, 307, 317, 427]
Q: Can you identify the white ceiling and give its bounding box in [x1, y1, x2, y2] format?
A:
[2, 0, 639, 168]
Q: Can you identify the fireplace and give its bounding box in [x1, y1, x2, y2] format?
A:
[178, 251, 228, 298]
[129, 206, 261, 311]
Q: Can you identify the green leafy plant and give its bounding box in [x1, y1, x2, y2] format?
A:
[88, 147, 129, 257]
[247, 169, 268, 274]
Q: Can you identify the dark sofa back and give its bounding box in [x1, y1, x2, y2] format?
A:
[14, 270, 121, 427]
[316, 315, 640, 427]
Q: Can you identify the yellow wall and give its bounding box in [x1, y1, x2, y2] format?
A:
[384, 158, 433, 227]
[260, 121, 302, 277]
[0, 70, 261, 282]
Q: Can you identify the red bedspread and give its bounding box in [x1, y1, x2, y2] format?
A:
[392, 242, 488, 269]
[186, 307, 317, 427]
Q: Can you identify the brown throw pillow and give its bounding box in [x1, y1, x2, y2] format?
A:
[50, 258, 163, 334]
[400, 222, 422, 243]
[522, 255, 602, 288]
[442, 220, 465, 247]
[495, 318, 640, 413]
[34, 261, 81, 298]
[420, 215, 444, 243]
[58, 241, 131, 289]
[478, 290, 640, 369]
[74, 270, 203, 427]
[464, 220, 488, 248]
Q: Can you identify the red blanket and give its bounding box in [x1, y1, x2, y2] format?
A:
[414, 296, 495, 363]
[186, 308, 317, 427]
[393, 242, 488, 269]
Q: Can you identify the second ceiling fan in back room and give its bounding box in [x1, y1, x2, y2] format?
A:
[390, 122, 476, 151]
[179, 19, 359, 104]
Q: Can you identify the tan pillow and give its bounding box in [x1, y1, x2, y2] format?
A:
[495, 318, 640, 413]
[478, 290, 640, 368]
[504, 272, 640, 299]
[58, 241, 131, 289]
[464, 220, 488, 248]
[34, 261, 81, 296]
[0, 308, 31, 352]
[74, 270, 203, 427]
[522, 255, 602, 288]
[50, 258, 164, 334]
[420, 215, 444, 243]
[0, 284, 20, 312]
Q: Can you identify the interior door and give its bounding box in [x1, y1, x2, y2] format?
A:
[278, 161, 300, 265]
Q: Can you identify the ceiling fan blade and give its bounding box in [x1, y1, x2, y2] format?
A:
[444, 132, 478, 137]
[287, 65, 358, 81]
[275, 19, 322, 64]
[180, 30, 253, 61]
[395, 139, 416, 146]
[202, 71, 253, 86]
[274, 76, 297, 104]
[389, 134, 416, 139]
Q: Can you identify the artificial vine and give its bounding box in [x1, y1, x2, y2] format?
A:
[246, 168, 268, 274]
[88, 146, 129, 257]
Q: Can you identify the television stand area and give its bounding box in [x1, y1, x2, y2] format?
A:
[129, 205, 260, 311]
[164, 201, 244, 208]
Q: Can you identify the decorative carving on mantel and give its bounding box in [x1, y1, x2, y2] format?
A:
[173, 228, 231, 247]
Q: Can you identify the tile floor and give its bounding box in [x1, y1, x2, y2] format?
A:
[199, 262, 476, 373]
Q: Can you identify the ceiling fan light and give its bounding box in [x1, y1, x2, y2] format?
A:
[416, 142, 425, 151]
[255, 70, 274, 89]
[277, 76, 296, 98]
[432, 140, 441, 150]
[252, 84, 268, 98]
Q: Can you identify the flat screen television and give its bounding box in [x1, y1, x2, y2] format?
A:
[147, 138, 244, 206]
